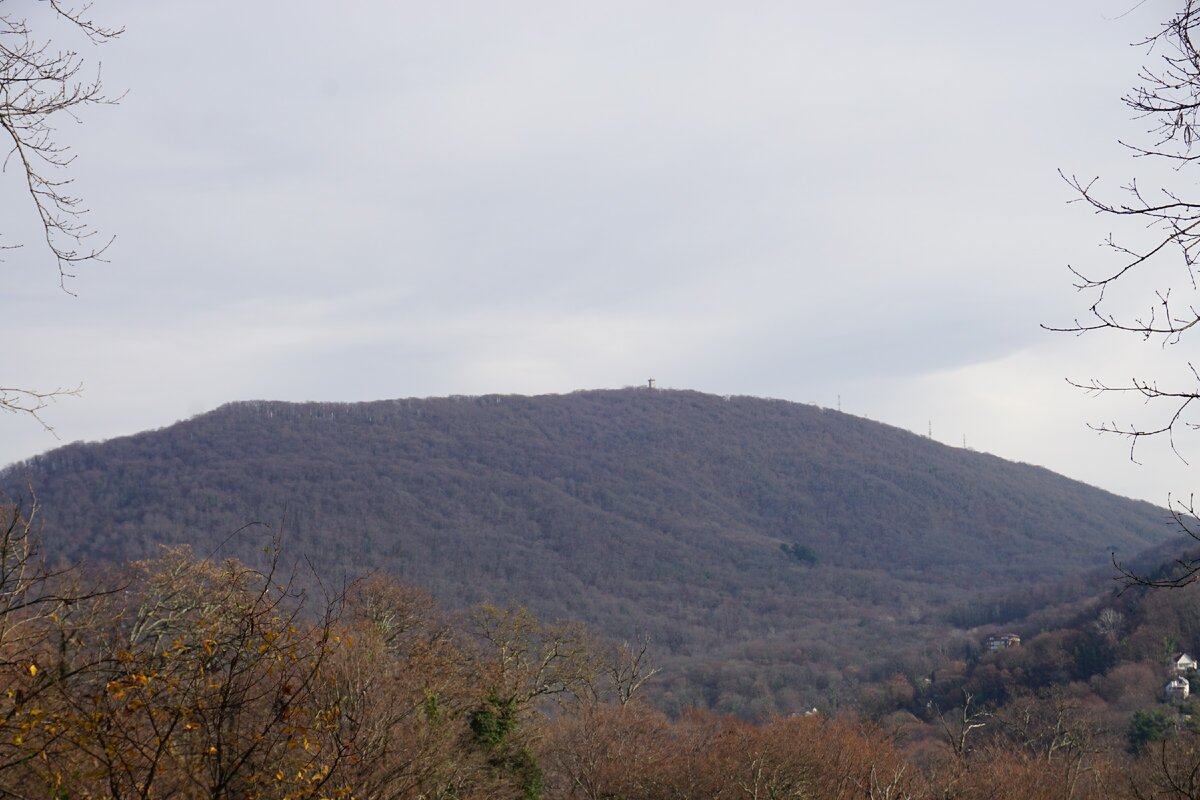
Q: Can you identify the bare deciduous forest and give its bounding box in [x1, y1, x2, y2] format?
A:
[7, 500, 1200, 799]
[0, 390, 1178, 717]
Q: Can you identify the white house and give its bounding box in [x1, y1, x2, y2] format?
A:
[1167, 677, 1191, 702]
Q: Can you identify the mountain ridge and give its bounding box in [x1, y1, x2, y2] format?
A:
[0, 388, 1179, 714]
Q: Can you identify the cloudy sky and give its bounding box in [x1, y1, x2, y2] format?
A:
[3, 1, 1196, 505]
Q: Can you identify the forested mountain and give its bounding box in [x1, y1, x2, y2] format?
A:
[0, 389, 1178, 715]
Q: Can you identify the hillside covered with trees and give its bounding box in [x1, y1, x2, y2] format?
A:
[4, 504, 1200, 800]
[0, 389, 1178, 716]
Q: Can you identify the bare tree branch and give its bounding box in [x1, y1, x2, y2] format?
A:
[1050, 1, 1200, 473]
[1, 3, 121, 434]
[1, 2, 122, 289]
[0, 383, 81, 436]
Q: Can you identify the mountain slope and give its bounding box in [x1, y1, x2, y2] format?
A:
[0, 389, 1177, 714]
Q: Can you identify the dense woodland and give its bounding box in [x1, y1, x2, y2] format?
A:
[7, 501, 1200, 799]
[0, 389, 1178, 715]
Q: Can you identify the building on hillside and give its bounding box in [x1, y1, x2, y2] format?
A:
[1173, 653, 1198, 674]
[983, 633, 1021, 652]
[1167, 677, 1191, 702]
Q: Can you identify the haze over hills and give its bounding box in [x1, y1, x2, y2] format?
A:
[0, 389, 1179, 715]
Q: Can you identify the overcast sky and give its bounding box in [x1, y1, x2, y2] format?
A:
[3, 1, 1195, 506]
